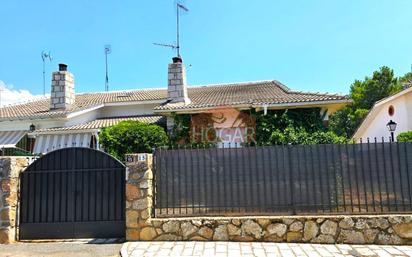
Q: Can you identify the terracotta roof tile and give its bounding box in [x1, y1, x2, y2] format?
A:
[155, 80, 348, 111]
[0, 89, 166, 120]
[0, 80, 348, 119]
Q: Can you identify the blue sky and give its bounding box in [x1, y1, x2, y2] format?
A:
[0, 0, 411, 102]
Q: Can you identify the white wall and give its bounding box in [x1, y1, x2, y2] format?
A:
[65, 108, 101, 127]
[355, 93, 411, 141]
[0, 119, 64, 132]
[0, 102, 160, 133]
[99, 104, 157, 117]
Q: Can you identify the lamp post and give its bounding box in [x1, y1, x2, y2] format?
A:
[386, 120, 397, 142]
[29, 124, 36, 132]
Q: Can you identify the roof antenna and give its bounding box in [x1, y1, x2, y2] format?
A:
[41, 51, 53, 95]
[153, 2, 189, 57]
[104, 44, 112, 92]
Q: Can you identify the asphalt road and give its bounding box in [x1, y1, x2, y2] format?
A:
[0, 239, 123, 257]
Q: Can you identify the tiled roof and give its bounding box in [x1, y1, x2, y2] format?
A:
[32, 115, 166, 133]
[0, 80, 348, 120]
[0, 89, 166, 120]
[155, 80, 349, 111]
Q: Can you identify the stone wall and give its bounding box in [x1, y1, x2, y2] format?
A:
[0, 157, 30, 244]
[125, 153, 412, 245]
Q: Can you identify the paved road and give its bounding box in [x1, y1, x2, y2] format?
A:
[122, 241, 412, 257]
[0, 239, 123, 257]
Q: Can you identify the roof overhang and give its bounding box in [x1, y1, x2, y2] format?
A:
[154, 99, 351, 115]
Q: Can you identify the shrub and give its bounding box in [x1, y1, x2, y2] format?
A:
[397, 131, 412, 142]
[253, 108, 347, 145]
[99, 121, 168, 160]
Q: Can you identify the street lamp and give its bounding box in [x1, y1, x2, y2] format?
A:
[386, 120, 397, 142]
[29, 124, 36, 132]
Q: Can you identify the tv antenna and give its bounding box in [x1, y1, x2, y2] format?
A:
[153, 2, 188, 57]
[104, 45, 112, 92]
[41, 51, 52, 95]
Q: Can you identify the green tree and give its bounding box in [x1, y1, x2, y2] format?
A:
[400, 72, 412, 87]
[99, 121, 168, 160]
[330, 66, 402, 138]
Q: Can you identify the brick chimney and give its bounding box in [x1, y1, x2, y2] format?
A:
[167, 57, 191, 104]
[50, 63, 75, 110]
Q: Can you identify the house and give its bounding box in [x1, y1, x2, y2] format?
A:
[353, 86, 412, 142]
[0, 57, 350, 154]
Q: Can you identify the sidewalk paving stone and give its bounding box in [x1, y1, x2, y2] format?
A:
[121, 241, 412, 257]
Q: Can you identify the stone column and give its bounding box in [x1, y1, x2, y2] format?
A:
[0, 157, 29, 244]
[50, 63, 75, 110]
[125, 153, 157, 241]
[167, 57, 191, 104]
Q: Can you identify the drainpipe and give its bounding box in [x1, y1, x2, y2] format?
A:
[263, 104, 268, 116]
[94, 131, 100, 150]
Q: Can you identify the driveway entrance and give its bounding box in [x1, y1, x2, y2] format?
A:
[19, 147, 125, 239]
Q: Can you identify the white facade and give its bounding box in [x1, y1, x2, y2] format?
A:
[353, 87, 412, 142]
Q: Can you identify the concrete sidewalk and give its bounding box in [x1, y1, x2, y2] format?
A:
[0, 239, 123, 257]
[121, 241, 412, 257]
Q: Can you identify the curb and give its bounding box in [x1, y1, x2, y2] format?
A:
[120, 242, 129, 257]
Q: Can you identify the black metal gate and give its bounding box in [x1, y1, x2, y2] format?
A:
[19, 147, 125, 239]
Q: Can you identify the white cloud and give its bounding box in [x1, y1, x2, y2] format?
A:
[0, 81, 47, 107]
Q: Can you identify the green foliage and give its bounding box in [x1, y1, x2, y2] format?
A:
[400, 72, 412, 86]
[329, 108, 369, 138]
[397, 131, 412, 142]
[350, 67, 401, 110]
[253, 108, 346, 145]
[169, 113, 191, 145]
[169, 113, 217, 148]
[330, 66, 403, 138]
[99, 120, 168, 160]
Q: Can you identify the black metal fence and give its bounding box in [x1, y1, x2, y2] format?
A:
[153, 141, 412, 217]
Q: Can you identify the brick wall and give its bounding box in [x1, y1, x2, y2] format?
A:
[125, 153, 412, 244]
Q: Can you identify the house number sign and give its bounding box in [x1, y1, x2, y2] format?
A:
[138, 154, 146, 162]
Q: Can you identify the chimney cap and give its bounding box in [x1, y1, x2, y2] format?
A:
[172, 57, 182, 63]
[59, 63, 68, 71]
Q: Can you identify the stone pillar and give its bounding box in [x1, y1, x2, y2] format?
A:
[166, 116, 175, 132]
[50, 63, 75, 110]
[0, 157, 29, 244]
[125, 153, 157, 241]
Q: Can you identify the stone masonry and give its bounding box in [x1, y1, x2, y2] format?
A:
[167, 57, 191, 104]
[50, 63, 75, 110]
[125, 153, 412, 245]
[0, 157, 30, 244]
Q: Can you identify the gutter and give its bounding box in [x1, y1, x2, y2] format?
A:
[28, 128, 100, 136]
[253, 99, 352, 110]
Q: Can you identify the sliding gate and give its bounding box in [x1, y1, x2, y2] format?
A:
[19, 147, 125, 239]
